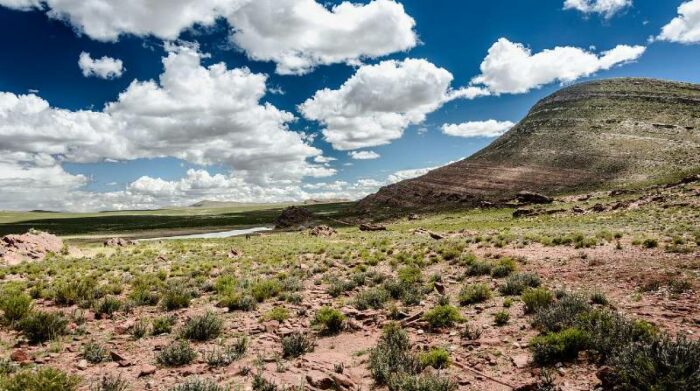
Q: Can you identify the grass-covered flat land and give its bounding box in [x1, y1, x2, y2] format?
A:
[0, 202, 353, 239]
[0, 181, 698, 390]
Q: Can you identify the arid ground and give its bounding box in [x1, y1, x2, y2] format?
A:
[0, 179, 698, 391]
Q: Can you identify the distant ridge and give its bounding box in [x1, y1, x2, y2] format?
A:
[359, 78, 700, 210]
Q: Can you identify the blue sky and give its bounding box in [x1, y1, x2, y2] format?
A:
[0, 0, 698, 211]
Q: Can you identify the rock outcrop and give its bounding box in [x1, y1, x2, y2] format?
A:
[274, 206, 315, 229]
[0, 230, 63, 264]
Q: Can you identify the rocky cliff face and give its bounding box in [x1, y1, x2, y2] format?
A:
[359, 78, 700, 210]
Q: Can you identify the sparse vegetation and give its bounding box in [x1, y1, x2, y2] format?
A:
[312, 307, 345, 335]
[281, 332, 315, 358]
[157, 340, 197, 366]
[180, 312, 223, 341]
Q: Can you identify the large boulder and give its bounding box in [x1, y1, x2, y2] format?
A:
[274, 206, 315, 229]
[0, 230, 63, 264]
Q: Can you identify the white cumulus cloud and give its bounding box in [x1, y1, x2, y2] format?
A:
[0, 0, 248, 41]
[657, 0, 700, 44]
[349, 151, 380, 160]
[471, 38, 646, 94]
[563, 0, 632, 18]
[0, 0, 417, 74]
[228, 0, 417, 75]
[0, 45, 337, 211]
[441, 120, 515, 138]
[300, 58, 487, 151]
[78, 52, 124, 79]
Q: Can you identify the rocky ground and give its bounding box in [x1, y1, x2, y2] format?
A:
[0, 180, 698, 390]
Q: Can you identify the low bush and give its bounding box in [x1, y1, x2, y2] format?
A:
[491, 258, 517, 278]
[353, 287, 390, 310]
[82, 340, 110, 364]
[281, 332, 316, 358]
[590, 291, 608, 305]
[91, 374, 129, 391]
[94, 296, 122, 318]
[423, 305, 464, 330]
[466, 261, 493, 276]
[610, 336, 700, 390]
[250, 280, 281, 302]
[530, 328, 589, 365]
[642, 238, 658, 249]
[522, 288, 553, 314]
[419, 348, 450, 369]
[219, 292, 257, 312]
[169, 378, 227, 391]
[532, 294, 591, 333]
[387, 373, 457, 391]
[161, 283, 192, 311]
[312, 307, 345, 335]
[19, 310, 68, 343]
[205, 336, 248, 366]
[0, 366, 80, 391]
[0, 289, 33, 325]
[499, 273, 541, 295]
[152, 315, 176, 335]
[493, 311, 510, 326]
[458, 283, 492, 305]
[156, 340, 197, 367]
[369, 322, 420, 384]
[180, 312, 223, 341]
[263, 306, 289, 322]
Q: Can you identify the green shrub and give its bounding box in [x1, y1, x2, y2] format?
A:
[590, 291, 608, 305]
[219, 292, 256, 311]
[180, 312, 223, 341]
[263, 306, 289, 322]
[419, 348, 450, 369]
[19, 310, 68, 343]
[251, 374, 279, 391]
[312, 307, 345, 335]
[499, 273, 540, 295]
[0, 366, 80, 391]
[132, 319, 148, 339]
[369, 322, 420, 384]
[576, 309, 657, 361]
[491, 258, 517, 278]
[152, 315, 176, 335]
[458, 283, 492, 305]
[493, 311, 510, 326]
[353, 288, 390, 310]
[530, 328, 589, 365]
[82, 340, 110, 363]
[169, 378, 227, 391]
[281, 332, 316, 358]
[532, 294, 591, 333]
[0, 289, 33, 325]
[160, 284, 192, 311]
[128, 286, 160, 306]
[250, 280, 281, 302]
[423, 305, 464, 329]
[90, 374, 129, 391]
[387, 373, 457, 391]
[156, 340, 197, 367]
[466, 261, 493, 276]
[53, 276, 100, 306]
[94, 296, 122, 318]
[522, 288, 553, 314]
[642, 238, 658, 248]
[398, 266, 422, 285]
[610, 336, 700, 390]
[204, 336, 248, 366]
